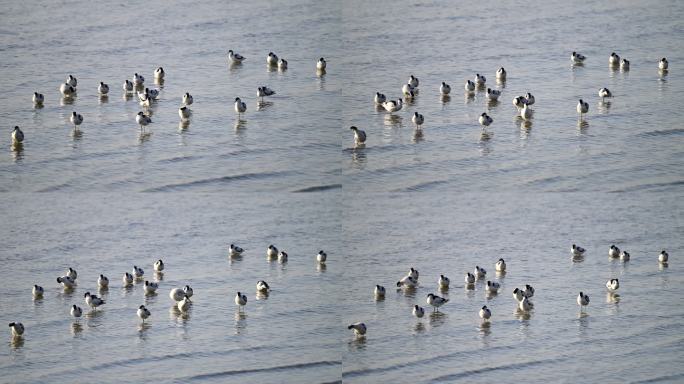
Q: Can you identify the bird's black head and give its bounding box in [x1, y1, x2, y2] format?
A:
[139, 305, 145, 309]
[350, 126, 357, 131]
[9, 323, 15, 327]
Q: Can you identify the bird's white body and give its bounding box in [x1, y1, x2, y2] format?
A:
[182, 92, 193, 106]
[136, 112, 152, 130]
[374, 285, 386, 297]
[277, 58, 288, 69]
[256, 280, 270, 292]
[348, 322, 366, 336]
[402, 83, 415, 96]
[229, 244, 244, 257]
[154, 260, 164, 272]
[11, 126, 24, 144]
[609, 245, 620, 258]
[438, 275, 450, 288]
[133, 73, 145, 86]
[620, 251, 630, 261]
[257, 86, 276, 99]
[84, 292, 105, 309]
[235, 292, 247, 310]
[522, 284, 535, 298]
[278, 251, 288, 263]
[496, 67, 507, 80]
[267, 52, 279, 65]
[474, 266, 487, 279]
[524, 93, 535, 106]
[620, 58, 630, 70]
[408, 75, 419, 88]
[123, 80, 134, 92]
[659, 58, 668, 70]
[183, 285, 194, 300]
[66, 75, 77, 88]
[71, 305, 82, 318]
[98, 274, 109, 288]
[122, 272, 134, 286]
[479, 113, 493, 129]
[606, 279, 619, 292]
[413, 305, 425, 318]
[397, 275, 418, 288]
[9, 322, 24, 337]
[267, 245, 279, 258]
[513, 96, 526, 110]
[70, 112, 83, 128]
[374, 92, 386, 104]
[32, 285, 44, 298]
[137, 305, 151, 322]
[479, 305, 492, 320]
[440, 82, 451, 95]
[659, 250, 669, 263]
[412, 112, 424, 128]
[519, 296, 532, 311]
[66, 267, 78, 281]
[521, 102, 533, 120]
[234, 97, 246, 116]
[154, 67, 165, 80]
[133, 265, 144, 278]
[486, 280, 500, 293]
[177, 297, 191, 312]
[465, 272, 475, 284]
[57, 276, 76, 288]
[169, 288, 186, 302]
[60, 83, 76, 96]
[486, 88, 501, 101]
[577, 292, 590, 308]
[495, 258, 506, 272]
[475, 73, 486, 85]
[144, 281, 158, 294]
[317, 58, 326, 70]
[179, 106, 191, 119]
[571, 244, 586, 256]
[98, 82, 109, 95]
[577, 100, 589, 116]
[571, 51, 586, 64]
[408, 268, 419, 281]
[598, 88, 612, 99]
[513, 288, 524, 302]
[33, 92, 44, 105]
[426, 293, 448, 311]
[317, 251, 327, 262]
[228, 50, 245, 63]
[609, 53, 620, 66]
[382, 99, 403, 113]
[464, 80, 475, 92]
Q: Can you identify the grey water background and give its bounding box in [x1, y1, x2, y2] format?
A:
[1, 0, 683, 383]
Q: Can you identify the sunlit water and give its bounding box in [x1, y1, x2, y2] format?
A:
[1, 0, 683, 382]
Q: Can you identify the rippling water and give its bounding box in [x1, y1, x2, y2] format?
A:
[1, 0, 683, 382]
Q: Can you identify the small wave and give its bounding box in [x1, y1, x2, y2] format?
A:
[427, 358, 560, 383]
[156, 155, 202, 164]
[143, 171, 294, 192]
[36, 181, 72, 192]
[631, 373, 684, 384]
[636, 128, 684, 138]
[393, 180, 448, 192]
[609, 180, 684, 193]
[183, 360, 341, 381]
[293, 184, 342, 193]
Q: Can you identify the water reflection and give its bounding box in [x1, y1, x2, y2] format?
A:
[464, 92, 475, 104]
[228, 61, 243, 73]
[60, 96, 76, 106]
[71, 128, 83, 141]
[316, 262, 327, 273]
[413, 322, 426, 335]
[384, 114, 402, 128]
[428, 311, 447, 328]
[514, 308, 532, 321]
[597, 100, 611, 114]
[256, 291, 269, 301]
[479, 320, 492, 337]
[234, 311, 247, 335]
[10, 336, 24, 350]
[576, 120, 589, 134]
[440, 95, 451, 105]
[256, 101, 273, 111]
[71, 322, 83, 336]
[178, 119, 190, 132]
[138, 131, 152, 144]
[412, 128, 424, 143]
[606, 292, 620, 304]
[122, 93, 133, 101]
[348, 336, 367, 351]
[98, 95, 109, 104]
[137, 322, 151, 339]
[154, 272, 164, 282]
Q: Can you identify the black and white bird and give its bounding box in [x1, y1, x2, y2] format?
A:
[137, 305, 151, 322]
[620, 250, 631, 261]
[60, 83, 76, 96]
[440, 82, 451, 95]
[464, 80, 476, 92]
[413, 305, 425, 318]
[278, 251, 288, 263]
[571, 244, 586, 256]
[98, 274, 109, 289]
[478, 113, 493, 130]
[374, 285, 386, 297]
[65, 268, 77, 281]
[438, 275, 450, 289]
[598, 88, 612, 100]
[33, 92, 44, 106]
[348, 322, 367, 336]
[154, 67, 165, 80]
[132, 265, 144, 278]
[397, 275, 418, 288]
[267, 245, 279, 258]
[234, 97, 246, 118]
[374, 92, 387, 104]
[474, 73, 486, 85]
[182, 92, 193, 106]
[8, 322, 24, 337]
[659, 58, 669, 70]
[606, 278, 619, 292]
[154, 259, 164, 272]
[408, 75, 419, 88]
[177, 296, 191, 312]
[144, 281, 158, 295]
[257, 86, 276, 101]
[122, 80, 134, 93]
[522, 284, 535, 298]
[57, 275, 76, 289]
[122, 272, 134, 286]
[474, 265, 487, 279]
[11, 126, 24, 144]
[256, 280, 270, 292]
[178, 106, 191, 119]
[519, 296, 532, 311]
[402, 83, 415, 96]
[66, 75, 77, 88]
[266, 52, 279, 66]
[577, 292, 590, 310]
[524, 93, 535, 106]
[71, 304, 82, 318]
[412, 112, 424, 128]
[235, 291, 247, 311]
[350, 126, 366, 145]
[609, 52, 620, 67]
[32, 285, 44, 298]
[133, 73, 145, 86]
[620, 58, 630, 71]
[277, 58, 288, 70]
[426, 293, 449, 312]
[84, 292, 105, 309]
[609, 245, 620, 258]
[571, 51, 586, 64]
[317, 57, 327, 70]
[512, 288, 524, 302]
[183, 285, 194, 300]
[495, 258, 506, 272]
[659, 250, 669, 263]
[317, 250, 327, 263]
[70, 112, 83, 130]
[169, 288, 186, 302]
[513, 96, 526, 110]
[479, 305, 492, 320]
[229, 244, 244, 257]
[382, 99, 403, 113]
[496, 67, 507, 81]
[486, 280, 500, 293]
[465, 272, 476, 285]
[486, 88, 501, 101]
[136, 111, 152, 131]
[98, 82, 109, 95]
[228, 50, 245, 63]
[576, 99, 589, 118]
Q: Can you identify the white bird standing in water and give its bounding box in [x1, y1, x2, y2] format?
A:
[620, 250, 630, 261]
[98, 274, 109, 289]
[397, 275, 418, 288]
[465, 80, 475, 92]
[438, 274, 450, 289]
[577, 292, 590, 310]
[426, 293, 448, 312]
[132, 265, 144, 278]
[266, 52, 279, 66]
[440, 82, 451, 95]
[495, 258, 506, 272]
[486, 280, 500, 293]
[408, 75, 419, 88]
[474, 265, 487, 279]
[154, 67, 165, 80]
[478, 113, 493, 130]
[374, 92, 387, 104]
[234, 97, 246, 118]
[348, 322, 366, 336]
[413, 305, 425, 318]
[412, 112, 424, 128]
[228, 50, 245, 63]
[133, 73, 145, 86]
[98, 82, 109, 95]
[598, 88, 612, 100]
[169, 288, 186, 302]
[278, 58, 288, 70]
[382, 99, 403, 113]
[267, 245, 279, 258]
[144, 281, 158, 295]
[350, 126, 366, 145]
[57, 275, 76, 289]
[84, 292, 105, 309]
[12, 126, 24, 144]
[606, 279, 619, 292]
[620, 58, 630, 71]
[317, 57, 326, 70]
[257, 86, 276, 101]
[136, 111, 152, 131]
[60, 83, 76, 96]
[256, 280, 270, 292]
[496, 67, 507, 80]
[659, 250, 669, 263]
[609, 52, 620, 66]
[571, 244, 586, 256]
[178, 106, 191, 119]
[229, 244, 244, 257]
[609, 245, 620, 258]
[474, 73, 486, 85]
[374, 285, 386, 297]
[122, 272, 134, 286]
[182, 92, 193, 106]
[154, 259, 164, 272]
[32, 285, 44, 298]
[71, 304, 82, 318]
[137, 305, 151, 322]
[278, 251, 288, 263]
[576, 100, 589, 118]
[317, 250, 327, 262]
[571, 51, 586, 64]
[33, 92, 44, 106]
[8, 322, 24, 337]
[465, 272, 476, 285]
[122, 80, 134, 92]
[479, 305, 492, 320]
[177, 296, 191, 312]
[235, 291, 247, 311]
[486, 88, 501, 101]
[659, 58, 668, 70]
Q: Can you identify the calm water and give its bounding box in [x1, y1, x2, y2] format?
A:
[1, 0, 683, 382]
